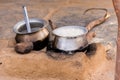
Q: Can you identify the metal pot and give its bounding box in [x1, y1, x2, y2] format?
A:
[48, 8, 110, 52]
[48, 20, 94, 52]
[13, 18, 49, 53]
[52, 26, 88, 51]
[14, 18, 49, 42]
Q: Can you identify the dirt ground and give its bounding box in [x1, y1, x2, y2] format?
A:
[0, 0, 117, 80]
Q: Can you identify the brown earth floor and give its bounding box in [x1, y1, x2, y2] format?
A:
[0, 0, 117, 80]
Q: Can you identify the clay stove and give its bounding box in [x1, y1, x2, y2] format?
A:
[46, 41, 97, 60]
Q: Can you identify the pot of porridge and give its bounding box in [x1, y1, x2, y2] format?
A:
[52, 26, 88, 51]
[48, 8, 110, 51]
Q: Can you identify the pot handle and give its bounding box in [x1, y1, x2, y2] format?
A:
[84, 8, 111, 31]
[86, 31, 96, 42]
[84, 8, 111, 41]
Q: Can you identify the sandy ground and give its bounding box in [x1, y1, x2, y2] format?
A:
[0, 0, 117, 80]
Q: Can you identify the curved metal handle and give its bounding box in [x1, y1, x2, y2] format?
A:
[86, 31, 96, 42]
[84, 8, 111, 31]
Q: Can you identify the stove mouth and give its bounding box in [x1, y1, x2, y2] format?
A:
[46, 41, 97, 59]
[47, 41, 88, 53]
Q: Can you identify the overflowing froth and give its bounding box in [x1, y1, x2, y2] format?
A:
[53, 26, 87, 37]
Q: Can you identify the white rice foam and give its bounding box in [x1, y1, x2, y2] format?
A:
[53, 26, 87, 37]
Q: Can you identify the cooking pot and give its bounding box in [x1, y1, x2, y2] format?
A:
[48, 8, 110, 52]
[48, 8, 110, 51]
[52, 26, 88, 51]
[13, 18, 49, 53]
[14, 18, 49, 42]
[48, 20, 94, 51]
